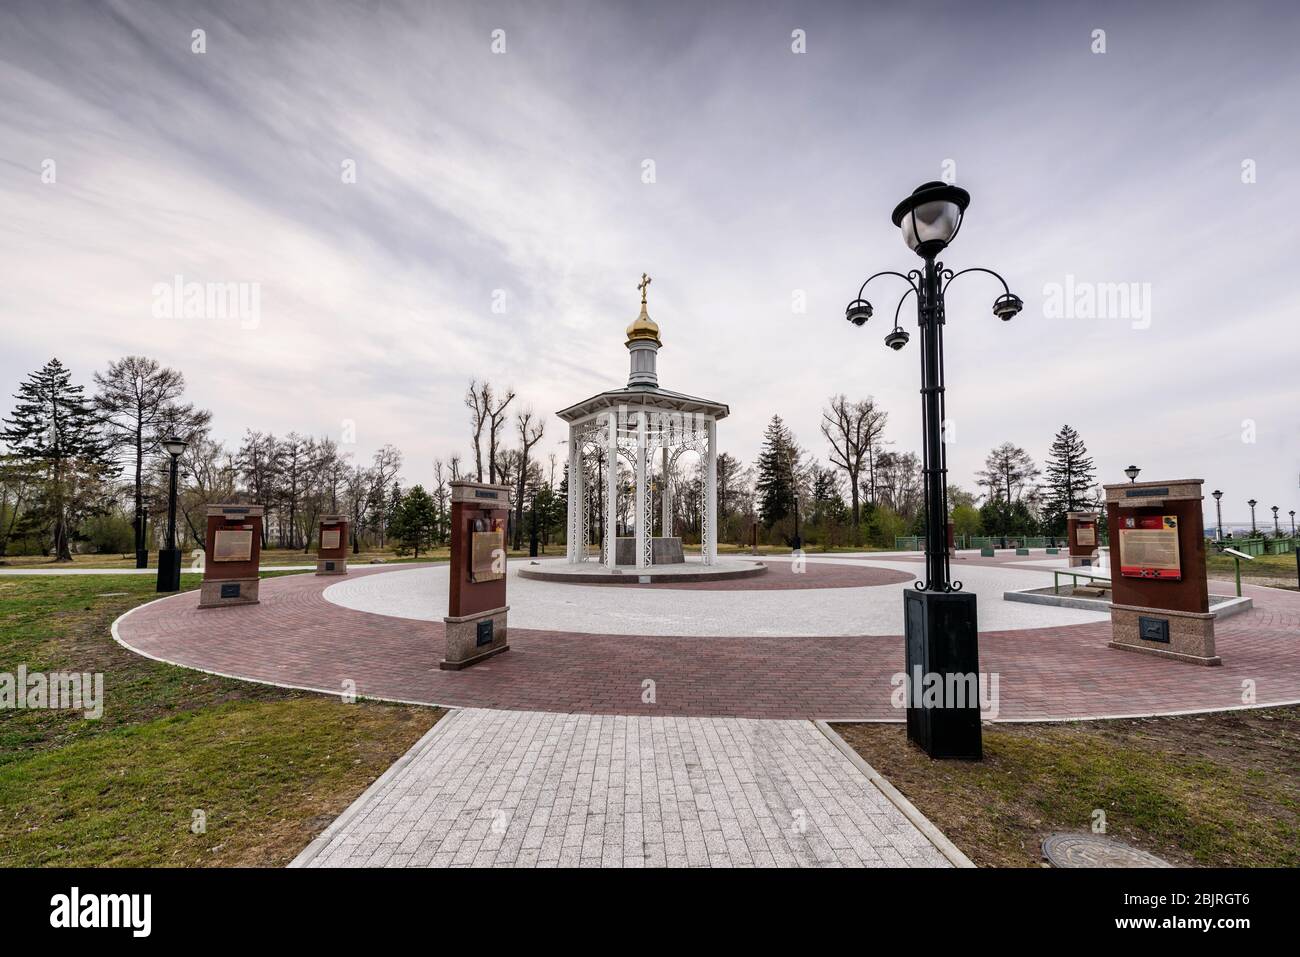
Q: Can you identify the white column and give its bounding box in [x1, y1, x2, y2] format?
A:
[635, 410, 648, 569]
[606, 410, 619, 570]
[662, 446, 671, 537]
[567, 425, 582, 563]
[705, 417, 718, 565]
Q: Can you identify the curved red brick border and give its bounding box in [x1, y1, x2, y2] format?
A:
[112, 565, 1300, 721]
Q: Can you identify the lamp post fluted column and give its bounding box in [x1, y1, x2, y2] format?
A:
[1248, 499, 1258, 536]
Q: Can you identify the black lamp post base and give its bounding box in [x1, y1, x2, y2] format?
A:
[903, 589, 983, 760]
[156, 548, 182, 593]
[135, 549, 149, 569]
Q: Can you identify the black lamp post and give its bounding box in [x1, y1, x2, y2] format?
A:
[844, 181, 1021, 760]
[1125, 465, 1140, 483]
[156, 435, 188, 593]
[1211, 489, 1223, 541]
[1248, 498, 1258, 536]
[1272, 505, 1280, 537]
[135, 505, 149, 569]
[1290, 510, 1296, 537]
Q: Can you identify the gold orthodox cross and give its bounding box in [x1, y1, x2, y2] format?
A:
[638, 273, 652, 305]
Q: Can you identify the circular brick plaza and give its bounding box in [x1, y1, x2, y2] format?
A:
[111, 553, 1300, 721]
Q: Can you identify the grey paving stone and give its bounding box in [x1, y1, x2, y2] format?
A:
[297, 709, 954, 869]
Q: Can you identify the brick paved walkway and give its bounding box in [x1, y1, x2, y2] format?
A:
[113, 564, 1300, 720]
[292, 708, 953, 868]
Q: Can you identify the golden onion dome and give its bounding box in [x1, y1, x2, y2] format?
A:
[626, 272, 661, 345]
[625, 302, 661, 345]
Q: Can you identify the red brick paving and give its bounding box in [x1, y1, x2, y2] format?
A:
[113, 564, 1300, 721]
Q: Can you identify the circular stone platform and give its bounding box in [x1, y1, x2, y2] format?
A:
[111, 556, 1300, 721]
[518, 558, 767, 584]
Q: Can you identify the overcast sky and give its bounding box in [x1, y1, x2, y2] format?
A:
[2, 0, 1297, 529]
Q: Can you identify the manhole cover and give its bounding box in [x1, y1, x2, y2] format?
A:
[1042, 833, 1172, 868]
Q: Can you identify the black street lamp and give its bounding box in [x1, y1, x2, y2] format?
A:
[1272, 505, 1280, 537]
[1290, 509, 1296, 537]
[135, 504, 149, 569]
[1248, 498, 1258, 536]
[1125, 465, 1141, 483]
[1211, 489, 1223, 542]
[844, 181, 1021, 760]
[156, 435, 188, 593]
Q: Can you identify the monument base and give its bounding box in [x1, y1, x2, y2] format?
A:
[1108, 603, 1220, 666]
[1068, 554, 1096, 568]
[440, 605, 509, 670]
[198, 577, 260, 608]
[615, 536, 684, 565]
[316, 558, 348, 576]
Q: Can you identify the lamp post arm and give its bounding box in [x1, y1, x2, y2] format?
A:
[856, 270, 921, 301]
[894, 286, 917, 326]
[940, 266, 1012, 298]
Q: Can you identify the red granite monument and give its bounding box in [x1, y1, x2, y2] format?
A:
[1067, 510, 1100, 567]
[1103, 478, 1218, 665]
[441, 481, 511, 670]
[316, 514, 348, 576]
[199, 504, 263, 608]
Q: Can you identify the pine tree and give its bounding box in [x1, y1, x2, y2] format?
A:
[1042, 424, 1098, 534]
[1, 359, 118, 560]
[755, 415, 799, 529]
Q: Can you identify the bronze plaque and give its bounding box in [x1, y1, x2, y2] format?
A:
[320, 529, 341, 550]
[1076, 525, 1095, 546]
[213, 528, 253, 562]
[470, 530, 506, 582]
[1119, 528, 1180, 579]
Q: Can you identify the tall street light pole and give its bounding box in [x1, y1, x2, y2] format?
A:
[844, 181, 1022, 760]
[1211, 489, 1223, 541]
[1272, 505, 1280, 537]
[1290, 510, 1296, 537]
[156, 435, 188, 593]
[1248, 498, 1258, 536]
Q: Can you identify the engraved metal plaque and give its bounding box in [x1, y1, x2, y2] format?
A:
[476, 619, 494, 646]
[213, 528, 253, 562]
[1138, 616, 1170, 643]
[470, 530, 505, 582]
[220, 582, 241, 599]
[1076, 525, 1096, 546]
[320, 529, 341, 550]
[1119, 528, 1180, 579]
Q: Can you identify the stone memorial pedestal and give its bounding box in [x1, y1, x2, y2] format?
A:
[441, 482, 512, 670]
[614, 536, 685, 566]
[316, 514, 348, 575]
[1103, 479, 1218, 665]
[199, 504, 263, 608]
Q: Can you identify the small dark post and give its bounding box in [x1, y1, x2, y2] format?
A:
[156, 436, 187, 593]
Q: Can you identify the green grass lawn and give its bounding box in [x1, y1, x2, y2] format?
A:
[835, 709, 1300, 867]
[0, 572, 440, 866]
[1206, 550, 1299, 584]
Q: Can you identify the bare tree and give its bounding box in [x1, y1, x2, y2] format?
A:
[513, 407, 545, 549]
[486, 385, 516, 483]
[464, 379, 489, 481]
[93, 356, 210, 559]
[821, 395, 886, 526]
[976, 442, 1040, 504]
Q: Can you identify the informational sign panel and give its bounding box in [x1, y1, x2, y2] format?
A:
[1119, 515, 1180, 580]
[469, 519, 506, 583]
[320, 529, 341, 550]
[1076, 523, 1096, 546]
[213, 528, 254, 563]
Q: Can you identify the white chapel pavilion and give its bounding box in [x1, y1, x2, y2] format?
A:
[558, 276, 729, 570]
